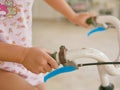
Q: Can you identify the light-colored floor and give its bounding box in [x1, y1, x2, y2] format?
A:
[33, 20, 120, 90]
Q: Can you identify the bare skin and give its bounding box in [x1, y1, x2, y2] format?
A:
[0, 69, 46, 90]
[0, 0, 95, 90]
[45, 0, 94, 28]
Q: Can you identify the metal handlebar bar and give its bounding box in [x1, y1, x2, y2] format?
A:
[50, 16, 120, 90]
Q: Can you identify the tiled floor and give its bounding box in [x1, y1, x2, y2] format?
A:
[33, 20, 120, 90]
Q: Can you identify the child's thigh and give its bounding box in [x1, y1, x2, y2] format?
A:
[0, 69, 38, 90]
[36, 83, 46, 90]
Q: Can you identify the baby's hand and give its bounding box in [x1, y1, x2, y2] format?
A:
[69, 12, 96, 28]
[21, 47, 58, 74]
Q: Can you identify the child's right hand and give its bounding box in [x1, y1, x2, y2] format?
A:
[21, 47, 58, 74]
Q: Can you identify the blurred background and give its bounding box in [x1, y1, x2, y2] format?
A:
[32, 0, 120, 90]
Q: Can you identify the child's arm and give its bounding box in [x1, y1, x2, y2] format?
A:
[44, 0, 94, 28]
[0, 42, 58, 73]
[0, 42, 27, 63]
[45, 0, 76, 21]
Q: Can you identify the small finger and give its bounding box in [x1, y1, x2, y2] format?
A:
[42, 48, 51, 54]
[79, 22, 89, 28]
[39, 67, 46, 73]
[44, 64, 52, 72]
[46, 56, 58, 69]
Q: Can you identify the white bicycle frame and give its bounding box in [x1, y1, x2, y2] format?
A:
[64, 16, 120, 88]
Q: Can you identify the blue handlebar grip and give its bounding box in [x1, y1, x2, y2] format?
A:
[44, 66, 77, 82]
[87, 27, 106, 37]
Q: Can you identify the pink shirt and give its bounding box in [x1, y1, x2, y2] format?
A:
[0, 0, 44, 86]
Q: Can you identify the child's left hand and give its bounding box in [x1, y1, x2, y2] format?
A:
[69, 12, 95, 28]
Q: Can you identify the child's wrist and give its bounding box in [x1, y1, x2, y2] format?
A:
[67, 13, 79, 24]
[19, 47, 31, 64]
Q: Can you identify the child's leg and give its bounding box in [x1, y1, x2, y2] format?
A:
[0, 69, 38, 90]
[35, 83, 46, 90]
